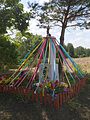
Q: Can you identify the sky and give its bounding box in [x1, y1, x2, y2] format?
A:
[21, 0, 90, 48]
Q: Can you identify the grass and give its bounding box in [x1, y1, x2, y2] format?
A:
[0, 57, 90, 120]
[67, 57, 90, 120]
[68, 76, 90, 120]
[74, 57, 90, 73]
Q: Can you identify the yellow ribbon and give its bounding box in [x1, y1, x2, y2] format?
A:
[2, 39, 43, 84]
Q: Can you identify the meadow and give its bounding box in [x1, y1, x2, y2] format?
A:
[74, 57, 90, 73]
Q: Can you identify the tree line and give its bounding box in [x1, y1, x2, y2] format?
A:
[64, 43, 90, 58]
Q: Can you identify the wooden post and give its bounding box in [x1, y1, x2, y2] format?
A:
[48, 95, 52, 107]
[65, 91, 68, 102]
[3, 86, 6, 92]
[77, 82, 80, 94]
[49, 95, 53, 107]
[0, 85, 3, 92]
[54, 94, 59, 109]
[83, 77, 86, 86]
[59, 93, 63, 108]
[31, 91, 34, 102]
[44, 92, 47, 106]
[72, 86, 74, 97]
[62, 92, 65, 103]
[39, 93, 43, 104]
[67, 88, 70, 100]
[47, 94, 49, 104]
[35, 93, 38, 103]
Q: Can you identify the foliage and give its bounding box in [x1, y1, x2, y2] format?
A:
[0, 0, 30, 34]
[85, 48, 90, 57]
[0, 31, 42, 72]
[29, 0, 90, 45]
[64, 44, 90, 58]
[0, 35, 18, 71]
[0, 0, 43, 71]
[75, 46, 86, 57]
[67, 43, 74, 57]
[29, 0, 90, 77]
[13, 32, 42, 63]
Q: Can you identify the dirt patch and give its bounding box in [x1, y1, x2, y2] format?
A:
[68, 76, 90, 120]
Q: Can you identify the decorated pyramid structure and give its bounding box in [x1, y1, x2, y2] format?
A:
[0, 36, 87, 109]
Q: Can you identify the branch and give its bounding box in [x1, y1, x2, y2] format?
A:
[67, 12, 90, 20]
[68, 4, 90, 20]
[51, 17, 63, 24]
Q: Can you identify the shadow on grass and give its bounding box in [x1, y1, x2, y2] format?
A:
[0, 74, 90, 120]
[0, 93, 82, 120]
[68, 74, 90, 120]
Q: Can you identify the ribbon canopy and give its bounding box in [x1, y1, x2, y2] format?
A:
[0, 36, 84, 95]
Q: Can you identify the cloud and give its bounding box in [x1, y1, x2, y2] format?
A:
[38, 0, 49, 4]
[30, 19, 90, 48]
[21, 0, 90, 48]
[65, 28, 90, 48]
[30, 19, 46, 35]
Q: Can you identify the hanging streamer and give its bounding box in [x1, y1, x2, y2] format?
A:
[52, 38, 76, 84]
[6, 40, 43, 83]
[57, 53, 71, 87]
[14, 41, 45, 87]
[55, 39, 84, 78]
[50, 38, 56, 81]
[39, 40, 49, 83]
[26, 38, 47, 88]
[51, 38, 71, 87]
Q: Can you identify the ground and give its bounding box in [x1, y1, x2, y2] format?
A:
[0, 57, 90, 120]
[74, 57, 90, 73]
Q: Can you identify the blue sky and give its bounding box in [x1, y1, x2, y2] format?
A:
[21, 0, 90, 48]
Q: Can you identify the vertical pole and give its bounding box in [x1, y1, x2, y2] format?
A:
[59, 93, 63, 108]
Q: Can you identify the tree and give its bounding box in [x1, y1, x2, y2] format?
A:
[63, 44, 67, 51]
[13, 32, 42, 60]
[0, 0, 30, 35]
[67, 43, 74, 57]
[29, 0, 90, 78]
[85, 49, 90, 56]
[0, 35, 18, 71]
[29, 0, 90, 45]
[75, 46, 85, 57]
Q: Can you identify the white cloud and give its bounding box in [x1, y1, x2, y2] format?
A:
[29, 19, 90, 48]
[37, 0, 49, 4]
[65, 28, 90, 48]
[30, 19, 46, 35]
[21, 0, 90, 48]
[30, 19, 60, 38]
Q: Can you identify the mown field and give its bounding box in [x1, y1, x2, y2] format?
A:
[0, 57, 90, 120]
[74, 57, 90, 73]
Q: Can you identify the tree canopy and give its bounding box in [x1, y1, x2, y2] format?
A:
[29, 0, 90, 45]
[14, 32, 42, 59]
[64, 44, 90, 58]
[0, 35, 18, 71]
[0, 0, 30, 34]
[67, 43, 74, 57]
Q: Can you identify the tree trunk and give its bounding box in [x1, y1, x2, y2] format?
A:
[60, 26, 65, 46]
[58, 5, 70, 80]
[58, 25, 66, 80]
